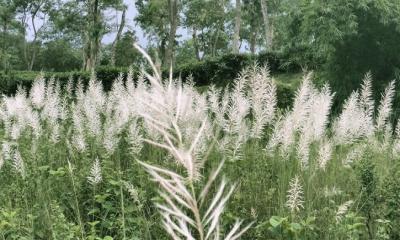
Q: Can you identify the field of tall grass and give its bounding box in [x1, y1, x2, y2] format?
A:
[0, 46, 399, 240]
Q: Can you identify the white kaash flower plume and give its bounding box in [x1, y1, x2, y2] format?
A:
[343, 144, 366, 167]
[71, 105, 86, 152]
[207, 85, 231, 134]
[318, 140, 332, 171]
[247, 65, 277, 139]
[2, 141, 12, 161]
[323, 186, 343, 198]
[134, 43, 251, 240]
[128, 120, 143, 156]
[267, 73, 333, 162]
[124, 181, 141, 204]
[87, 158, 102, 185]
[224, 74, 250, 135]
[359, 72, 374, 119]
[336, 200, 354, 223]
[334, 91, 373, 144]
[267, 74, 313, 152]
[291, 73, 314, 129]
[13, 149, 26, 179]
[30, 73, 46, 109]
[297, 134, 311, 169]
[304, 84, 334, 141]
[376, 80, 395, 132]
[286, 175, 304, 213]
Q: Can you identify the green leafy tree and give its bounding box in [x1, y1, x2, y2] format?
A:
[241, 0, 263, 54]
[114, 31, 140, 67]
[51, 0, 124, 71]
[280, 0, 400, 100]
[15, 0, 54, 70]
[135, 0, 180, 67]
[182, 0, 231, 60]
[0, 0, 24, 72]
[35, 39, 81, 71]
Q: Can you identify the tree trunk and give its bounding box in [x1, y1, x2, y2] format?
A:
[28, 7, 40, 71]
[232, 0, 241, 53]
[192, 27, 201, 61]
[2, 24, 8, 73]
[20, 10, 29, 68]
[260, 0, 272, 51]
[250, 31, 256, 54]
[212, 30, 220, 57]
[85, 0, 101, 71]
[111, 8, 126, 67]
[165, 0, 178, 67]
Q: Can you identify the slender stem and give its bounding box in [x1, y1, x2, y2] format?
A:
[190, 183, 204, 240]
[118, 150, 126, 240]
[119, 174, 126, 240]
[68, 164, 85, 239]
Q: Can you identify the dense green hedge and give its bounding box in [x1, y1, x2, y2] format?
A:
[0, 52, 299, 107]
[0, 67, 130, 94]
[174, 52, 300, 87]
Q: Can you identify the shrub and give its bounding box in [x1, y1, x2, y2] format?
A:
[0, 52, 300, 107]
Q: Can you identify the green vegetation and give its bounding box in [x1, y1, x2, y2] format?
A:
[0, 57, 399, 239]
[1, 0, 400, 239]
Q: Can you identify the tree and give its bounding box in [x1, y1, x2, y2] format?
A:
[282, 0, 400, 99]
[51, 0, 124, 71]
[182, 0, 231, 60]
[166, 0, 179, 67]
[135, 0, 180, 66]
[16, 0, 54, 70]
[35, 39, 81, 71]
[114, 31, 140, 67]
[110, 5, 126, 66]
[0, 0, 23, 72]
[232, 0, 241, 53]
[241, 0, 263, 54]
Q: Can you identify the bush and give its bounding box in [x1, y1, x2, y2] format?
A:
[175, 51, 301, 87]
[0, 66, 137, 95]
[379, 162, 400, 239]
[0, 52, 300, 108]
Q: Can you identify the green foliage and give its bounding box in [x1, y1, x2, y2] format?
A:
[0, 52, 300, 108]
[355, 152, 379, 239]
[379, 161, 400, 239]
[336, 212, 366, 240]
[35, 39, 82, 72]
[256, 215, 316, 239]
[326, 1, 400, 105]
[113, 31, 141, 68]
[280, 0, 400, 108]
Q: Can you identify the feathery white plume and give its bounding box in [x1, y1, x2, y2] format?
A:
[87, 158, 102, 185]
[336, 200, 354, 223]
[124, 182, 141, 204]
[334, 91, 373, 143]
[323, 186, 343, 198]
[376, 80, 395, 132]
[134, 43, 251, 240]
[359, 72, 374, 119]
[318, 140, 332, 171]
[13, 149, 26, 179]
[286, 176, 304, 213]
[30, 74, 46, 108]
[247, 65, 277, 138]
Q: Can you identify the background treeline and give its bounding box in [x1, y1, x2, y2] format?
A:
[1, 0, 400, 98]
